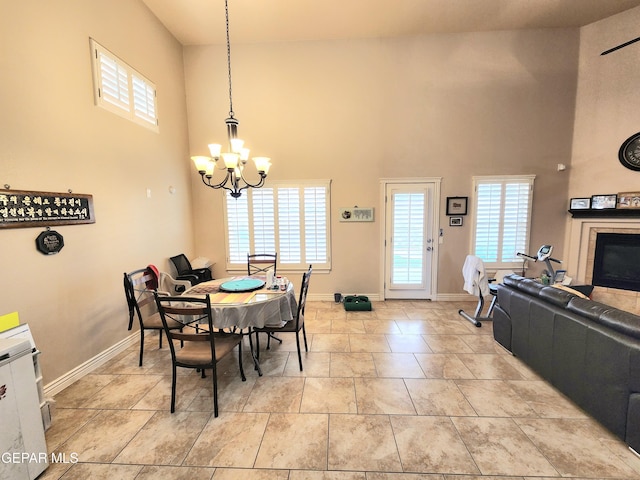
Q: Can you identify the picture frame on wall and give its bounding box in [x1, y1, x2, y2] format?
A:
[446, 196, 468, 216]
[449, 217, 463, 226]
[570, 197, 591, 210]
[591, 194, 617, 209]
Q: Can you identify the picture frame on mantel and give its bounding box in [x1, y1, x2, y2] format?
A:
[570, 197, 591, 210]
[446, 196, 468, 216]
[591, 194, 617, 210]
[618, 192, 640, 209]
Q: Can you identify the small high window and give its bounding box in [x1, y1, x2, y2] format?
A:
[90, 38, 158, 131]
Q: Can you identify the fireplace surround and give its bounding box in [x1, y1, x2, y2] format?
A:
[575, 222, 640, 315]
[592, 232, 640, 292]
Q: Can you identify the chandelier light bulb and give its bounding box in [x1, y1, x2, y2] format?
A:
[208, 143, 222, 158]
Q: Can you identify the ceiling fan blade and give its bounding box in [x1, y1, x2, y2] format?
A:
[601, 36, 640, 55]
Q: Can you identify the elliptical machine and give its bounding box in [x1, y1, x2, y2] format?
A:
[517, 245, 563, 284]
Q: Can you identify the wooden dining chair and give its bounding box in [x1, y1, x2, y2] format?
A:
[247, 253, 277, 276]
[252, 265, 312, 371]
[123, 268, 183, 366]
[154, 294, 246, 416]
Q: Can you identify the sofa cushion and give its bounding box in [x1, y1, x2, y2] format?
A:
[567, 297, 613, 322]
[503, 274, 525, 288]
[518, 278, 545, 296]
[599, 309, 640, 340]
[539, 286, 576, 307]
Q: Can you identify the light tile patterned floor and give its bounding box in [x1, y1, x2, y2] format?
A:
[41, 300, 640, 479]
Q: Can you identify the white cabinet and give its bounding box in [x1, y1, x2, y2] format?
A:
[0, 324, 50, 430]
[0, 338, 48, 480]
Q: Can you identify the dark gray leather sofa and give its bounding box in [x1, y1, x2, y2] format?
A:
[493, 274, 640, 453]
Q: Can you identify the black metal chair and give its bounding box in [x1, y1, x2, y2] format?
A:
[154, 294, 246, 416]
[247, 253, 277, 277]
[123, 268, 182, 366]
[169, 254, 212, 285]
[252, 265, 312, 371]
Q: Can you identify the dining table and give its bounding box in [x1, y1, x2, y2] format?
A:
[182, 275, 297, 375]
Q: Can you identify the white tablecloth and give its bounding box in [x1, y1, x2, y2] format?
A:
[183, 278, 297, 329]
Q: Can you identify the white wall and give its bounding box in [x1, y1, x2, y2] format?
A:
[564, 6, 640, 277]
[184, 29, 579, 295]
[0, 0, 193, 384]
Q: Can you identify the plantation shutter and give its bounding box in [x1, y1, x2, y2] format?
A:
[223, 181, 331, 271]
[226, 193, 250, 263]
[472, 175, 534, 267]
[252, 188, 276, 254]
[304, 187, 328, 263]
[277, 188, 302, 264]
[97, 50, 130, 111]
[90, 38, 158, 131]
[132, 74, 157, 126]
[391, 192, 425, 284]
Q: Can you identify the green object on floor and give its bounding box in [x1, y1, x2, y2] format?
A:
[343, 295, 372, 311]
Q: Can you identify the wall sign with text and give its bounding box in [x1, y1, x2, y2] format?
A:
[0, 189, 95, 229]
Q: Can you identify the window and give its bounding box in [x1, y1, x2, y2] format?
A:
[90, 38, 158, 131]
[224, 180, 331, 271]
[471, 175, 535, 268]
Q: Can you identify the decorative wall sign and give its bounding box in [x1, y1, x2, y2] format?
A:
[339, 206, 374, 222]
[35, 229, 64, 255]
[0, 189, 95, 229]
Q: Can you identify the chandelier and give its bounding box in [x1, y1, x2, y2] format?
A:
[191, 0, 271, 199]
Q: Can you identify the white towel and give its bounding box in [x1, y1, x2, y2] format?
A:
[462, 255, 489, 297]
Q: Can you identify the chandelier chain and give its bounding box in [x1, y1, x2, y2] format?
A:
[225, 0, 234, 118]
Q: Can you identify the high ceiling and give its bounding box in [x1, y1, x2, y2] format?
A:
[141, 0, 640, 46]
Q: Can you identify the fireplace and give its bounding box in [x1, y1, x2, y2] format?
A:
[592, 233, 640, 292]
[568, 220, 640, 316]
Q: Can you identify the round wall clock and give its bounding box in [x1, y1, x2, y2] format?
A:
[618, 132, 640, 171]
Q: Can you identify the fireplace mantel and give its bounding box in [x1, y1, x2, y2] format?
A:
[569, 209, 640, 218]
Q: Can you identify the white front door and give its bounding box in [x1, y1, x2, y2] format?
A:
[383, 181, 438, 299]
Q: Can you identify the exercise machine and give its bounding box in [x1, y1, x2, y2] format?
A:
[458, 255, 497, 328]
[517, 244, 564, 283]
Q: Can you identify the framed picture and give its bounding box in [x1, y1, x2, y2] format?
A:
[570, 197, 591, 210]
[449, 216, 463, 227]
[591, 194, 617, 210]
[618, 192, 640, 209]
[446, 196, 468, 216]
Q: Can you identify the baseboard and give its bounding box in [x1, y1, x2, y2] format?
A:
[308, 293, 382, 302]
[43, 331, 140, 398]
[309, 293, 475, 302]
[436, 293, 477, 302]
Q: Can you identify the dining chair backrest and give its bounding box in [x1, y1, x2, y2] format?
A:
[247, 253, 277, 277]
[252, 264, 313, 371]
[124, 267, 180, 366]
[124, 268, 157, 331]
[294, 265, 312, 326]
[154, 295, 215, 360]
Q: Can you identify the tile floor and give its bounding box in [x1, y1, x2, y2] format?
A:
[41, 300, 640, 479]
